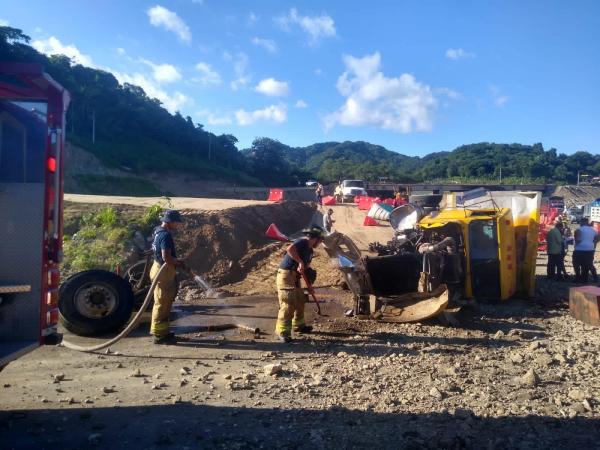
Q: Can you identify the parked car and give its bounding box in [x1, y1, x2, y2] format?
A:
[305, 180, 317, 187]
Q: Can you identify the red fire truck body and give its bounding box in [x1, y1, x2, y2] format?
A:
[0, 63, 70, 368]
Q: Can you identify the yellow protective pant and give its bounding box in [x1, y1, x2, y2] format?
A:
[149, 261, 177, 337]
[275, 269, 307, 336]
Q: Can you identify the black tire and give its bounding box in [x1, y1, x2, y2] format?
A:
[59, 270, 134, 336]
[409, 194, 443, 208]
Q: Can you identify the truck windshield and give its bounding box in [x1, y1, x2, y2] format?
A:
[0, 100, 47, 183]
[344, 180, 364, 188]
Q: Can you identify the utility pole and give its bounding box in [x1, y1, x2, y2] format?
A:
[577, 170, 580, 186]
[92, 110, 96, 144]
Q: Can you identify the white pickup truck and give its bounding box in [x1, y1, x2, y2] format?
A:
[338, 179, 368, 203]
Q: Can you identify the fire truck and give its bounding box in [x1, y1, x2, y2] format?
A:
[0, 63, 70, 369]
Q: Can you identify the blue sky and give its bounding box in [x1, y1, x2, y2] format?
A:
[2, 0, 599, 156]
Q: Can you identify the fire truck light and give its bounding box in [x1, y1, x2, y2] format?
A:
[47, 157, 57, 173]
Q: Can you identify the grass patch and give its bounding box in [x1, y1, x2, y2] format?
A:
[62, 200, 172, 278]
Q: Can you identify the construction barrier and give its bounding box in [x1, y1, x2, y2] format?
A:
[363, 216, 379, 226]
[322, 195, 336, 206]
[367, 202, 394, 221]
[267, 188, 284, 202]
[357, 196, 381, 211]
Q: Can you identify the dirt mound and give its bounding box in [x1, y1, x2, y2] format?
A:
[225, 245, 345, 295]
[552, 185, 600, 207]
[175, 201, 315, 286]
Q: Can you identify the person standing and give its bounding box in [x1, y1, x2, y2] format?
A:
[315, 183, 323, 206]
[274, 226, 325, 343]
[558, 225, 573, 279]
[323, 208, 335, 233]
[150, 209, 184, 344]
[573, 218, 598, 283]
[546, 221, 563, 280]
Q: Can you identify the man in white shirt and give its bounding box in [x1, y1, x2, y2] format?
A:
[573, 218, 599, 283]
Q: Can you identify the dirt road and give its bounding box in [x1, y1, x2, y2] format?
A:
[1, 277, 599, 449]
[2, 199, 599, 449]
[65, 194, 269, 210]
[326, 204, 392, 251]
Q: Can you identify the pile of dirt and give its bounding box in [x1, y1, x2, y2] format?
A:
[224, 245, 345, 295]
[175, 201, 315, 286]
[552, 185, 600, 207]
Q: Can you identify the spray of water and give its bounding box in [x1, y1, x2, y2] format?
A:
[193, 274, 222, 299]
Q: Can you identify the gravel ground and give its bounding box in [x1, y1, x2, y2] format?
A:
[1, 270, 599, 449]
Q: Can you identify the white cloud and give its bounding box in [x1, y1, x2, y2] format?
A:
[251, 37, 277, 53]
[248, 12, 259, 24]
[255, 78, 290, 97]
[445, 48, 475, 60]
[324, 52, 439, 133]
[112, 70, 192, 113]
[295, 99, 308, 108]
[140, 59, 181, 83]
[235, 104, 287, 125]
[277, 8, 336, 44]
[194, 62, 222, 86]
[191, 0, 204, 4]
[116, 47, 126, 56]
[197, 110, 232, 126]
[147, 5, 191, 43]
[436, 87, 461, 100]
[0, 19, 9, 26]
[32, 36, 94, 66]
[490, 85, 508, 107]
[224, 51, 251, 90]
[314, 68, 322, 76]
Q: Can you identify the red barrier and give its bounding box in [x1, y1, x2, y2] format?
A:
[383, 198, 395, 206]
[322, 195, 336, 206]
[363, 216, 379, 226]
[267, 188, 284, 202]
[358, 197, 381, 210]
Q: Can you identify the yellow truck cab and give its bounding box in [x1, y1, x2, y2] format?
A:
[419, 208, 517, 300]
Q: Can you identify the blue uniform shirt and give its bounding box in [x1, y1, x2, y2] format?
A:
[279, 238, 313, 271]
[152, 226, 177, 264]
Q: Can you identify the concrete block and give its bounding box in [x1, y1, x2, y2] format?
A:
[569, 286, 600, 326]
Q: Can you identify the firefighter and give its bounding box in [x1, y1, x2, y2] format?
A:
[275, 226, 325, 342]
[150, 209, 184, 344]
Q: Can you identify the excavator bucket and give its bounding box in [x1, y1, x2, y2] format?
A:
[372, 284, 449, 323]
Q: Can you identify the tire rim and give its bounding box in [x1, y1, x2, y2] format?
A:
[74, 282, 119, 319]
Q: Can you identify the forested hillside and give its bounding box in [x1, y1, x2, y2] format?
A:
[0, 26, 259, 187]
[2, 25, 599, 189]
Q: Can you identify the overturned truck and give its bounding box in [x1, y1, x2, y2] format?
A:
[323, 191, 541, 323]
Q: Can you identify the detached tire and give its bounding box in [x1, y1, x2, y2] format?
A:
[59, 270, 134, 336]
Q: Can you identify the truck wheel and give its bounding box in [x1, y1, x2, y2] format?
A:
[59, 270, 134, 336]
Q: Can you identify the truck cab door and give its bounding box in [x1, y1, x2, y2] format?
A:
[468, 219, 501, 298]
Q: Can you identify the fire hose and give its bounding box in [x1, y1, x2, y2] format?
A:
[60, 263, 170, 352]
[61, 264, 261, 353]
